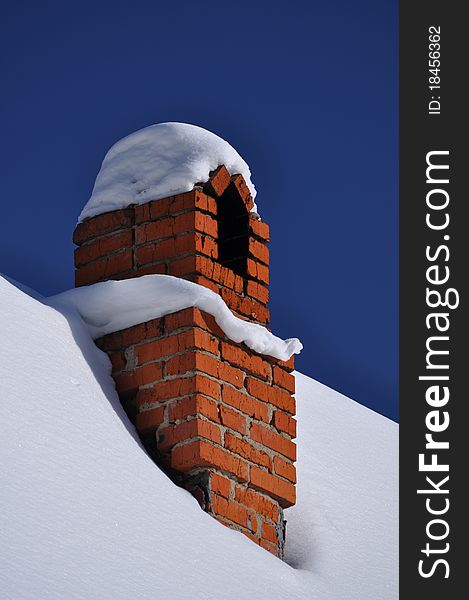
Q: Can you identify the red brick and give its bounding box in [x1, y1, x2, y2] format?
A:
[234, 486, 279, 522]
[219, 407, 247, 435]
[250, 466, 296, 508]
[168, 255, 198, 277]
[165, 307, 200, 332]
[196, 234, 218, 259]
[168, 255, 195, 278]
[230, 174, 254, 212]
[135, 211, 217, 245]
[203, 355, 243, 387]
[217, 362, 244, 388]
[165, 307, 224, 338]
[137, 375, 220, 405]
[246, 281, 269, 305]
[210, 495, 257, 533]
[250, 423, 296, 461]
[261, 521, 277, 544]
[246, 377, 295, 414]
[221, 386, 270, 423]
[166, 353, 243, 388]
[74, 230, 133, 267]
[220, 289, 270, 324]
[173, 257, 243, 293]
[273, 411, 297, 438]
[97, 332, 124, 352]
[73, 209, 133, 245]
[247, 259, 269, 285]
[248, 238, 269, 265]
[260, 539, 278, 556]
[167, 352, 203, 381]
[135, 232, 218, 267]
[135, 244, 161, 267]
[134, 202, 151, 223]
[272, 366, 295, 394]
[172, 231, 206, 257]
[75, 249, 133, 286]
[134, 192, 216, 224]
[209, 472, 232, 499]
[166, 352, 206, 377]
[216, 266, 244, 294]
[193, 191, 217, 215]
[158, 418, 221, 450]
[170, 190, 217, 216]
[135, 216, 176, 244]
[221, 343, 271, 380]
[168, 394, 220, 423]
[98, 318, 164, 351]
[135, 238, 172, 266]
[135, 329, 218, 365]
[273, 456, 296, 483]
[97, 331, 128, 353]
[114, 362, 163, 394]
[135, 197, 172, 223]
[198, 309, 225, 337]
[249, 216, 270, 242]
[240, 295, 270, 324]
[135, 406, 165, 435]
[205, 165, 231, 197]
[218, 288, 238, 314]
[267, 355, 295, 372]
[195, 212, 217, 238]
[171, 440, 248, 481]
[224, 432, 270, 469]
[143, 319, 166, 339]
[136, 336, 180, 364]
[109, 350, 126, 373]
[193, 328, 221, 358]
[189, 275, 221, 294]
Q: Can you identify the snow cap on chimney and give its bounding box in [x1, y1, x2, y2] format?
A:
[79, 122, 257, 222]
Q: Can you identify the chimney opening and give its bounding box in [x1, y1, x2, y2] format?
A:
[217, 182, 249, 276]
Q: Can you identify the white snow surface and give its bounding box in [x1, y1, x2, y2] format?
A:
[0, 275, 398, 599]
[285, 372, 398, 599]
[48, 274, 302, 361]
[79, 122, 257, 222]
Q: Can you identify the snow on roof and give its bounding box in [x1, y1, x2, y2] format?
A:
[79, 122, 257, 222]
[0, 274, 398, 599]
[49, 275, 302, 361]
[286, 372, 398, 599]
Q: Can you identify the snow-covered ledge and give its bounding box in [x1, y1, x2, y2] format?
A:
[49, 275, 302, 361]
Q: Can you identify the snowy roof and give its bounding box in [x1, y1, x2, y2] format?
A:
[0, 274, 398, 599]
[79, 122, 257, 222]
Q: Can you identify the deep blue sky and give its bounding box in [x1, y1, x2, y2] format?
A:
[0, 1, 398, 420]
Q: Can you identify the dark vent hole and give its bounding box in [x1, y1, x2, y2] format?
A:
[217, 182, 249, 277]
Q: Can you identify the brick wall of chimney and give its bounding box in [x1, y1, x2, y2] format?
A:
[73, 166, 296, 558]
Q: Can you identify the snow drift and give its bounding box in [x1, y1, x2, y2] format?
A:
[49, 274, 302, 361]
[79, 122, 257, 222]
[0, 275, 398, 599]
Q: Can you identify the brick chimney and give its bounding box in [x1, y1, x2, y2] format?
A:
[73, 165, 296, 558]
